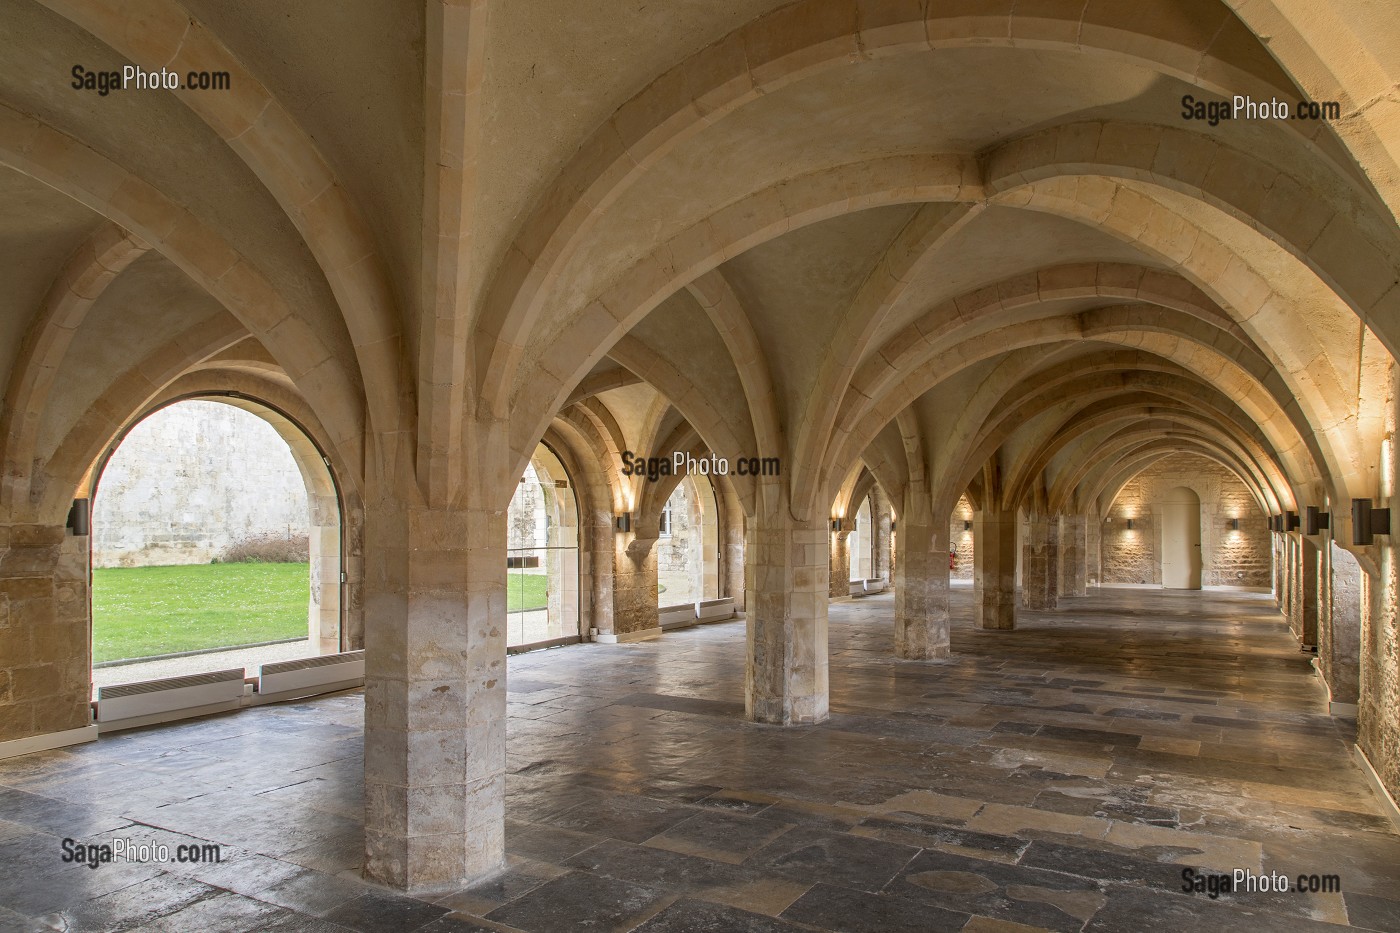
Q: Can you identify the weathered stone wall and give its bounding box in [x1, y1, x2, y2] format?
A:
[0, 526, 90, 743]
[1100, 454, 1269, 587]
[1359, 361, 1400, 805]
[1321, 541, 1361, 707]
[92, 401, 309, 568]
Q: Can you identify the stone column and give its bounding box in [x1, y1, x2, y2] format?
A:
[1322, 542, 1361, 710]
[363, 501, 506, 893]
[894, 503, 950, 659]
[1286, 534, 1302, 638]
[1021, 514, 1059, 611]
[583, 505, 613, 637]
[1282, 529, 1293, 616]
[974, 510, 1017, 630]
[874, 491, 893, 583]
[720, 486, 747, 610]
[0, 524, 92, 746]
[1086, 513, 1102, 588]
[1058, 514, 1087, 598]
[1299, 535, 1319, 649]
[829, 529, 851, 598]
[610, 531, 660, 638]
[746, 515, 828, 725]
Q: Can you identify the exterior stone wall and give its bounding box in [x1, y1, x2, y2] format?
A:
[507, 463, 546, 551]
[92, 401, 309, 568]
[657, 478, 716, 604]
[1100, 454, 1270, 588]
[656, 482, 696, 576]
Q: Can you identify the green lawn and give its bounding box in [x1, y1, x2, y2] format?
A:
[93, 563, 551, 662]
[92, 562, 309, 663]
[508, 572, 548, 612]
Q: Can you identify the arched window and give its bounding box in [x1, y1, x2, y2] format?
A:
[506, 443, 580, 648]
[90, 398, 341, 693]
[657, 474, 720, 605]
[849, 494, 873, 580]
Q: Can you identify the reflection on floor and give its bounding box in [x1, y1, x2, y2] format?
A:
[5, 589, 1400, 932]
[91, 638, 315, 698]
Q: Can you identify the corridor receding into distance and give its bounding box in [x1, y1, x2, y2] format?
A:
[3, 0, 1400, 930]
[3, 591, 1398, 932]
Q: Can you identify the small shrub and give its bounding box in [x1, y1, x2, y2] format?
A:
[217, 532, 310, 564]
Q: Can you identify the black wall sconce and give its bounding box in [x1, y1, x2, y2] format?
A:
[615, 512, 632, 533]
[1268, 514, 1283, 532]
[1352, 499, 1392, 546]
[890, 519, 897, 531]
[1286, 510, 1300, 532]
[1126, 518, 1135, 530]
[1305, 506, 1330, 536]
[66, 498, 90, 536]
[963, 520, 972, 531]
[831, 518, 843, 532]
[1228, 518, 1240, 531]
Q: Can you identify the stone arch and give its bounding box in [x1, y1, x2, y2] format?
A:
[35, 314, 250, 525]
[834, 337, 1304, 518]
[1046, 425, 1275, 515]
[0, 223, 147, 513]
[90, 390, 347, 655]
[0, 104, 367, 484]
[37, 0, 406, 450]
[477, 0, 1312, 416]
[1004, 406, 1283, 517]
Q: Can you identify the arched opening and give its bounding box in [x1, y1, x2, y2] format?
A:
[656, 473, 720, 605]
[848, 494, 872, 581]
[1161, 486, 1203, 590]
[89, 398, 342, 691]
[951, 494, 975, 582]
[506, 443, 580, 648]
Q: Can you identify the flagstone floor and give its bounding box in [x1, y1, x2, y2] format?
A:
[3, 588, 1399, 932]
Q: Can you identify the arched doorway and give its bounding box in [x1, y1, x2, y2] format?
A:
[1161, 486, 1202, 589]
[848, 494, 872, 581]
[506, 443, 581, 648]
[89, 397, 343, 688]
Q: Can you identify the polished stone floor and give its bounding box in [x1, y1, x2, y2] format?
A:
[3, 588, 1400, 932]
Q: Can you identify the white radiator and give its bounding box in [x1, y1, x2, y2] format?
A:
[255, 650, 365, 704]
[658, 604, 696, 629]
[96, 669, 246, 732]
[696, 597, 735, 622]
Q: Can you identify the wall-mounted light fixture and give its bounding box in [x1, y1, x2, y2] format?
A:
[1229, 518, 1240, 531]
[1286, 510, 1301, 532]
[963, 520, 972, 531]
[1268, 514, 1283, 532]
[615, 512, 632, 533]
[890, 519, 897, 531]
[831, 518, 843, 533]
[1352, 498, 1391, 546]
[1305, 506, 1330, 536]
[66, 498, 90, 536]
[1126, 518, 1135, 530]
